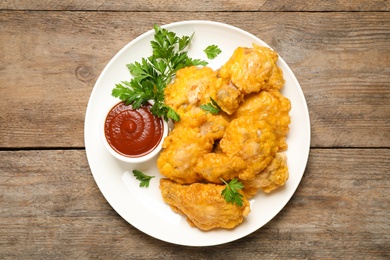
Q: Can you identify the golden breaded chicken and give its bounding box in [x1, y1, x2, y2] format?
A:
[160, 179, 250, 231]
[242, 153, 289, 198]
[213, 78, 243, 115]
[157, 108, 228, 184]
[219, 44, 285, 95]
[220, 116, 278, 180]
[199, 112, 230, 141]
[233, 90, 291, 151]
[195, 153, 247, 184]
[157, 122, 212, 184]
[164, 66, 218, 115]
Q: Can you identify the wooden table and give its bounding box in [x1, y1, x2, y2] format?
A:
[1, 1, 389, 258]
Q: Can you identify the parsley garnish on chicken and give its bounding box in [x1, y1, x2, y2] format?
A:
[200, 97, 221, 114]
[221, 178, 245, 207]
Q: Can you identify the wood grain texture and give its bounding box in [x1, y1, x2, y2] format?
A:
[1, 1, 389, 258]
[0, 149, 388, 258]
[1, 11, 389, 148]
[1, 0, 389, 11]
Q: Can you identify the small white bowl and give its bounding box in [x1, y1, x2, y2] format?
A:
[100, 101, 169, 164]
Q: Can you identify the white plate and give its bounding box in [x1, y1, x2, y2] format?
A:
[84, 20, 310, 247]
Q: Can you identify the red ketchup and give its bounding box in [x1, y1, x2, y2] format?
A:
[104, 102, 164, 157]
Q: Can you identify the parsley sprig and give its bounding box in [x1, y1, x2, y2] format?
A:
[204, 44, 222, 59]
[200, 97, 221, 114]
[221, 178, 245, 207]
[112, 25, 219, 122]
[132, 170, 155, 188]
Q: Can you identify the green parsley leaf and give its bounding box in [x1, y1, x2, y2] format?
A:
[178, 33, 194, 51]
[112, 25, 214, 122]
[200, 97, 221, 114]
[221, 178, 245, 207]
[166, 106, 180, 122]
[132, 170, 155, 188]
[204, 44, 222, 59]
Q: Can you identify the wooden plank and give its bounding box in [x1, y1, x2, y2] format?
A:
[1, 0, 389, 11]
[0, 11, 389, 148]
[0, 149, 388, 258]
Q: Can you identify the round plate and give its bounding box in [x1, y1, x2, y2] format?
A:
[84, 20, 310, 246]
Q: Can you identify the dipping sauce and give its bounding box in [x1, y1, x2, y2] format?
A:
[104, 102, 164, 157]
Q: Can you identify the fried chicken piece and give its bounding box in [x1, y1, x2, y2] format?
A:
[220, 116, 278, 180]
[157, 108, 229, 184]
[157, 116, 212, 184]
[213, 78, 244, 115]
[242, 153, 289, 198]
[164, 66, 218, 115]
[195, 153, 247, 184]
[233, 90, 291, 151]
[199, 111, 230, 141]
[157, 125, 211, 184]
[219, 44, 285, 95]
[160, 179, 250, 231]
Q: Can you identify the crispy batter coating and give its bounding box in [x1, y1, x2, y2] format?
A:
[220, 116, 278, 180]
[199, 112, 230, 140]
[164, 66, 218, 115]
[242, 153, 289, 198]
[157, 108, 229, 184]
[214, 78, 244, 115]
[219, 44, 285, 95]
[195, 153, 247, 184]
[160, 179, 250, 231]
[233, 90, 291, 151]
[157, 109, 212, 184]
